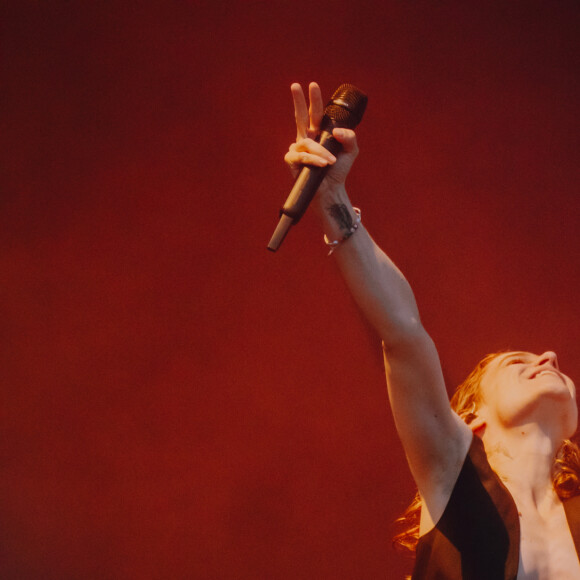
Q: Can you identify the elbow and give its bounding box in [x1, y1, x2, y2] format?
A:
[380, 316, 430, 354]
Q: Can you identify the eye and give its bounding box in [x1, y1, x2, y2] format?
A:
[505, 358, 523, 366]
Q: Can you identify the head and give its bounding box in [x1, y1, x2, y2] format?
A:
[451, 350, 578, 441]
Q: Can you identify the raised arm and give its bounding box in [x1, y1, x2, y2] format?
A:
[285, 82, 472, 517]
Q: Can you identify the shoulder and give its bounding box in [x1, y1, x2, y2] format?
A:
[418, 430, 474, 535]
[415, 436, 520, 579]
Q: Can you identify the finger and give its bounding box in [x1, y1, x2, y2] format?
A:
[292, 138, 337, 163]
[285, 149, 333, 168]
[291, 83, 309, 140]
[308, 82, 324, 136]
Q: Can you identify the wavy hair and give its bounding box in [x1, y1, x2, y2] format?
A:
[392, 351, 580, 560]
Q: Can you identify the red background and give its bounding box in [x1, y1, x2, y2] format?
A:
[2, 1, 579, 578]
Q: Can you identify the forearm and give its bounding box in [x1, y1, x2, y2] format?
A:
[314, 184, 423, 349]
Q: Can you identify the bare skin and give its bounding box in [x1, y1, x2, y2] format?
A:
[285, 82, 580, 579]
[474, 351, 579, 579]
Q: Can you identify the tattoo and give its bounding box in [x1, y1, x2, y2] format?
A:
[328, 204, 355, 236]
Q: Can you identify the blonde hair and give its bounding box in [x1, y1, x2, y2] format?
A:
[392, 351, 580, 558]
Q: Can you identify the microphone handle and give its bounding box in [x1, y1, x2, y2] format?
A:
[267, 132, 342, 252]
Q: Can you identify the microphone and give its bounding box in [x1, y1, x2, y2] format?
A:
[267, 84, 368, 252]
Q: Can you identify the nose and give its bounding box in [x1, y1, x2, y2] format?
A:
[536, 351, 559, 369]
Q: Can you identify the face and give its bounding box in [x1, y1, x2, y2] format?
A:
[478, 350, 578, 437]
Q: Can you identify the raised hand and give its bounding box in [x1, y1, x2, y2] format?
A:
[284, 82, 359, 194]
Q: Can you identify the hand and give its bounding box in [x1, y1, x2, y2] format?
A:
[284, 82, 359, 194]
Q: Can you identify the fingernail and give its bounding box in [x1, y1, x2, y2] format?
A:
[328, 154, 336, 162]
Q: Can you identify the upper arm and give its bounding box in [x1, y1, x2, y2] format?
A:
[383, 326, 473, 508]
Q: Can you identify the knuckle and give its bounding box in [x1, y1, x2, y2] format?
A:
[284, 152, 299, 167]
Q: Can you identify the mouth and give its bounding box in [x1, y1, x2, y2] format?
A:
[532, 369, 563, 380]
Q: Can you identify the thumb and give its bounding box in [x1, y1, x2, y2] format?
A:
[332, 128, 358, 155]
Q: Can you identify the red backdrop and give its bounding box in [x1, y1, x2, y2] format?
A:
[2, 1, 579, 578]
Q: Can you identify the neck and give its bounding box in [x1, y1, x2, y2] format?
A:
[482, 423, 562, 510]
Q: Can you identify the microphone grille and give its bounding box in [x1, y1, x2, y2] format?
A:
[324, 84, 368, 129]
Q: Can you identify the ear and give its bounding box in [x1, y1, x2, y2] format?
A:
[468, 414, 487, 438]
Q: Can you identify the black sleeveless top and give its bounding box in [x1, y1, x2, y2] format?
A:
[412, 435, 580, 579]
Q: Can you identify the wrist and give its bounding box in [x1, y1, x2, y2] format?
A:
[323, 207, 362, 255]
[314, 185, 361, 253]
[312, 182, 348, 214]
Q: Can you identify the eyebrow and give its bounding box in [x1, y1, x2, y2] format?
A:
[499, 352, 534, 365]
